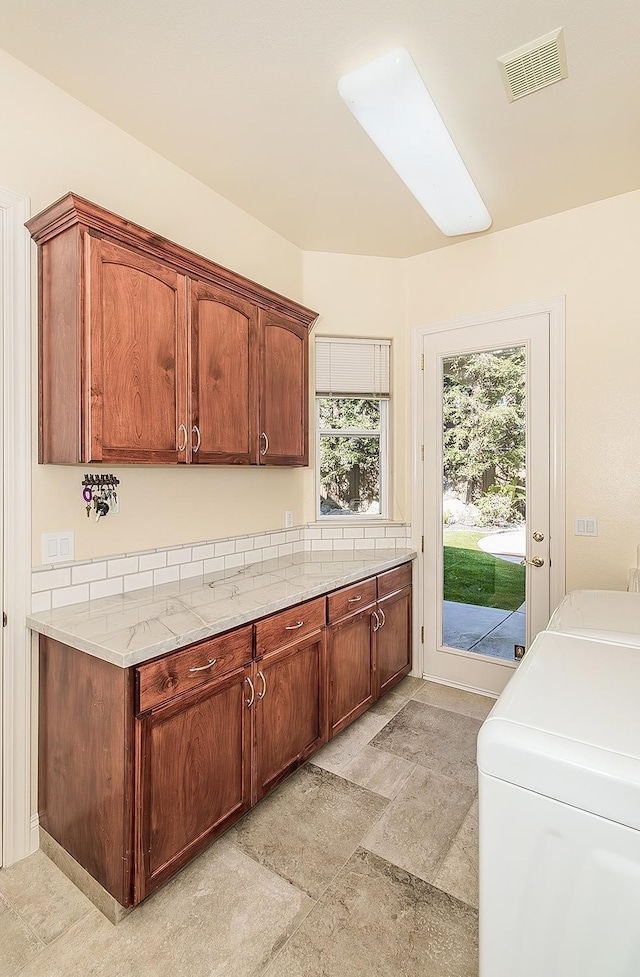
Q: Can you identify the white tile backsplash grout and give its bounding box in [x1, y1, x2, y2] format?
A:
[32, 522, 411, 611]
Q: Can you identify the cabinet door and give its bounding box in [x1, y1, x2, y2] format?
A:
[376, 587, 412, 699]
[258, 310, 308, 466]
[87, 237, 187, 463]
[327, 607, 376, 738]
[134, 664, 252, 903]
[190, 280, 259, 464]
[254, 631, 326, 802]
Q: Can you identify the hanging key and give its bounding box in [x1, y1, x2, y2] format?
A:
[95, 499, 109, 522]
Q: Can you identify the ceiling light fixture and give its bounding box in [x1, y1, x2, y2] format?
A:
[338, 47, 492, 237]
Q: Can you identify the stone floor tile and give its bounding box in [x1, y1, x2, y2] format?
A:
[263, 848, 478, 977]
[434, 798, 479, 909]
[411, 680, 495, 722]
[371, 699, 481, 787]
[0, 849, 93, 944]
[0, 893, 43, 977]
[366, 690, 405, 721]
[227, 765, 388, 899]
[18, 838, 313, 977]
[387, 675, 426, 701]
[308, 711, 389, 774]
[363, 767, 475, 883]
[339, 745, 416, 799]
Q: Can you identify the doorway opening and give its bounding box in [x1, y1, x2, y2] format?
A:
[412, 299, 565, 698]
[442, 345, 526, 661]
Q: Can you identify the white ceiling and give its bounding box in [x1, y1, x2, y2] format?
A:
[1, 0, 639, 257]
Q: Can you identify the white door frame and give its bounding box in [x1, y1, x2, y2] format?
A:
[1, 186, 33, 865]
[411, 297, 566, 691]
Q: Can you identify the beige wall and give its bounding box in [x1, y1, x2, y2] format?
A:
[405, 189, 640, 592]
[5, 46, 639, 588]
[0, 51, 307, 564]
[301, 251, 409, 523]
[301, 192, 640, 594]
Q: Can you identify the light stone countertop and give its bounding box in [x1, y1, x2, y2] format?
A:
[27, 548, 416, 669]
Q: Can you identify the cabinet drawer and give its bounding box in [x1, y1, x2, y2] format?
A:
[327, 578, 377, 623]
[377, 562, 412, 599]
[136, 625, 253, 712]
[255, 597, 325, 656]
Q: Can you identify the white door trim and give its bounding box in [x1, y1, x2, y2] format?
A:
[1, 185, 33, 865]
[411, 296, 566, 688]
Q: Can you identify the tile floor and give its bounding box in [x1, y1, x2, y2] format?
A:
[0, 677, 494, 977]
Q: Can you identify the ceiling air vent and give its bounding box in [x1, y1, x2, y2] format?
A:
[498, 28, 568, 102]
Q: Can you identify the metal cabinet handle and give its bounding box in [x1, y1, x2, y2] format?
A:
[189, 658, 217, 673]
[192, 425, 201, 453]
[378, 608, 386, 628]
[245, 676, 255, 707]
[257, 670, 267, 700]
[177, 423, 188, 451]
[347, 595, 362, 604]
[520, 556, 545, 568]
[285, 620, 304, 630]
[260, 432, 269, 456]
[372, 610, 380, 632]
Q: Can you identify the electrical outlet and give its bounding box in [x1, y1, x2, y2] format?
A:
[284, 510, 294, 529]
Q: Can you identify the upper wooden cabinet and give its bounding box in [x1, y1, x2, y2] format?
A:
[259, 310, 309, 466]
[189, 280, 258, 465]
[27, 193, 317, 465]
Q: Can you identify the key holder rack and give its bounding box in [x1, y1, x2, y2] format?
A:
[82, 474, 120, 522]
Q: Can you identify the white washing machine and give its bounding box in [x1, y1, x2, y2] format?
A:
[477, 629, 640, 977]
[547, 588, 640, 645]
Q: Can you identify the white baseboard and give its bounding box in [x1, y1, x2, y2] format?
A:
[421, 672, 498, 700]
[29, 813, 40, 854]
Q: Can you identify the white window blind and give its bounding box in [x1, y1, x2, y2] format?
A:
[315, 338, 391, 397]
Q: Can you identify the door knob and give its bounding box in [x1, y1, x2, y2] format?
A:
[532, 531, 544, 542]
[520, 556, 544, 568]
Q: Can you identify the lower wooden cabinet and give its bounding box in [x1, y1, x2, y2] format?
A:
[327, 606, 376, 738]
[376, 586, 412, 698]
[38, 561, 412, 910]
[134, 663, 253, 902]
[254, 630, 326, 801]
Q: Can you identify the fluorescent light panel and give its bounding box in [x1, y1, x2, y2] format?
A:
[338, 47, 491, 237]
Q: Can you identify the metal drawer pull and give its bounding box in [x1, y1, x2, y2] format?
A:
[177, 423, 188, 451]
[372, 610, 380, 632]
[192, 425, 201, 453]
[347, 595, 362, 603]
[260, 432, 269, 456]
[285, 620, 304, 630]
[189, 658, 217, 673]
[257, 670, 267, 700]
[378, 608, 386, 628]
[245, 676, 255, 707]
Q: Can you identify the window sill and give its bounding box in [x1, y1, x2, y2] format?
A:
[308, 518, 408, 527]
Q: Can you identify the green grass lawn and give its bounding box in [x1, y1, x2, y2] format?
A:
[444, 530, 525, 611]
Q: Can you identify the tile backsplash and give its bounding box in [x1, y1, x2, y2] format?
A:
[31, 523, 412, 613]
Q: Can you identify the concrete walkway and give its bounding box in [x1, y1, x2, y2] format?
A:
[443, 600, 525, 661]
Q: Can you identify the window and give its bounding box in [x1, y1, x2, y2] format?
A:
[316, 338, 390, 518]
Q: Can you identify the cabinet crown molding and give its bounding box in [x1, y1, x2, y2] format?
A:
[26, 192, 318, 328]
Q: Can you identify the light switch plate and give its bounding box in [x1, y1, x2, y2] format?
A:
[42, 531, 75, 565]
[574, 516, 598, 537]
